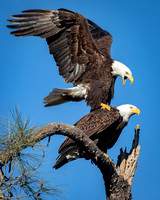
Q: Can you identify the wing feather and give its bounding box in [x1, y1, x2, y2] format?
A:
[7, 9, 107, 85]
[88, 19, 113, 57]
[58, 108, 120, 153]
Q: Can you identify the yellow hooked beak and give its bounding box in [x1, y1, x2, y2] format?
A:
[130, 107, 140, 115]
[123, 75, 134, 86]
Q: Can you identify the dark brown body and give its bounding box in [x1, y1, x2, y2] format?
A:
[52, 107, 127, 169]
[59, 107, 127, 154]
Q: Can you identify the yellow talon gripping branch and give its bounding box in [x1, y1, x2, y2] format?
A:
[104, 153, 116, 168]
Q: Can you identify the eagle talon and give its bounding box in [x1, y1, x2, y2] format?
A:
[112, 163, 116, 168]
[100, 103, 111, 111]
[104, 153, 109, 158]
[104, 153, 116, 168]
[104, 153, 112, 162]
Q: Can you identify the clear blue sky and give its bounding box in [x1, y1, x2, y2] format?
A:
[1, 0, 160, 199]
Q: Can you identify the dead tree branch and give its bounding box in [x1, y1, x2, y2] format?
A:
[105, 125, 140, 200]
[0, 123, 140, 200]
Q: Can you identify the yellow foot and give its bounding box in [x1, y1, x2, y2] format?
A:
[112, 163, 116, 168]
[104, 153, 109, 158]
[104, 153, 116, 168]
[100, 103, 111, 111]
[104, 153, 112, 162]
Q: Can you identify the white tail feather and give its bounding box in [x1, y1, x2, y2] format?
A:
[53, 146, 80, 169]
[43, 86, 87, 107]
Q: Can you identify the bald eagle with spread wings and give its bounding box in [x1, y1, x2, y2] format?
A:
[53, 104, 140, 169]
[7, 9, 134, 110]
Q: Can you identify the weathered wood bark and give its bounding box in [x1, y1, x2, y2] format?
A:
[0, 123, 140, 200]
[105, 125, 140, 200]
[0, 168, 7, 199]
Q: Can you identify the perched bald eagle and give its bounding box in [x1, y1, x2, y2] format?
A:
[7, 9, 134, 110]
[53, 104, 140, 169]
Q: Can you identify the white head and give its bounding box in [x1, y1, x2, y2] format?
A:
[117, 104, 140, 122]
[111, 60, 134, 86]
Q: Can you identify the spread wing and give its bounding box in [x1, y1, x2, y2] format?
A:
[87, 19, 113, 57]
[58, 108, 120, 153]
[7, 9, 109, 85]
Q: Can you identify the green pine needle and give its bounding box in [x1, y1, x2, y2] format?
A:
[0, 106, 65, 199]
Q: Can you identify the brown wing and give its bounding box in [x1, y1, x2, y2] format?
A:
[58, 108, 120, 153]
[87, 19, 113, 57]
[7, 9, 106, 85]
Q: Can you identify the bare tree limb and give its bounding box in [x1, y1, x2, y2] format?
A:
[0, 123, 140, 200]
[0, 123, 111, 167]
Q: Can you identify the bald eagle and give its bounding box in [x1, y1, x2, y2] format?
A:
[7, 9, 134, 111]
[53, 104, 140, 169]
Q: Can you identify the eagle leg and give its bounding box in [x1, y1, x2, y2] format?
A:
[100, 103, 111, 111]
